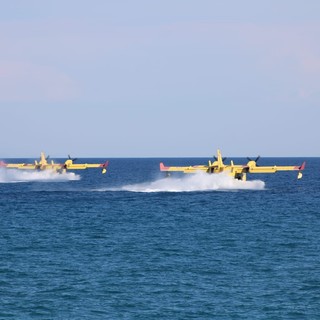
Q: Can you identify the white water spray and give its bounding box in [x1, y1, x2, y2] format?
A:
[0, 169, 80, 183]
[98, 172, 265, 193]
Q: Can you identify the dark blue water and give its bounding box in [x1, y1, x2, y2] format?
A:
[1, 157, 319, 319]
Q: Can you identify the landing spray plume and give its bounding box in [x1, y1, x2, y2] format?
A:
[117, 172, 265, 193]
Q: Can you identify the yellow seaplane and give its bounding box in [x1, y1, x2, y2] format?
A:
[0, 152, 109, 174]
[160, 150, 306, 181]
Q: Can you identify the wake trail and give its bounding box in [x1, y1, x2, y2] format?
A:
[0, 169, 80, 183]
[97, 172, 265, 193]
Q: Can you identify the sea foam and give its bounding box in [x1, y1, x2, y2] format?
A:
[0, 169, 80, 183]
[99, 172, 265, 193]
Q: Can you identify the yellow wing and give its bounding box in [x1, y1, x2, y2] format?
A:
[160, 162, 210, 173]
[246, 161, 306, 174]
[65, 161, 109, 174]
[1, 163, 37, 170]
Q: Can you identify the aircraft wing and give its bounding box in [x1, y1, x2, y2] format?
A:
[160, 162, 209, 173]
[0, 162, 38, 170]
[247, 162, 306, 174]
[0, 162, 65, 170]
[66, 161, 109, 173]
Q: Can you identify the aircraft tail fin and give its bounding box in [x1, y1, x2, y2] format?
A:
[40, 152, 48, 165]
[216, 149, 224, 168]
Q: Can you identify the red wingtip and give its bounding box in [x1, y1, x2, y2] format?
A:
[299, 161, 306, 171]
[100, 160, 109, 168]
[160, 162, 167, 171]
[0, 161, 7, 167]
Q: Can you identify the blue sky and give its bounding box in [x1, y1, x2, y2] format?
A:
[0, 1, 319, 157]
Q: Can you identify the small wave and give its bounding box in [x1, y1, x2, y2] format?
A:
[96, 172, 265, 193]
[0, 169, 80, 183]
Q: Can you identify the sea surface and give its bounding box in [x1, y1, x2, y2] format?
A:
[0, 157, 319, 319]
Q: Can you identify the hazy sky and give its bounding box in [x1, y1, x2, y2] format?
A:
[0, 1, 319, 157]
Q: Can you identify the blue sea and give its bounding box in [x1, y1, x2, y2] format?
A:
[0, 157, 319, 319]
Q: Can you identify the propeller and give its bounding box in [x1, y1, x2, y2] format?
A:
[247, 156, 260, 165]
[247, 156, 260, 162]
[68, 155, 78, 162]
